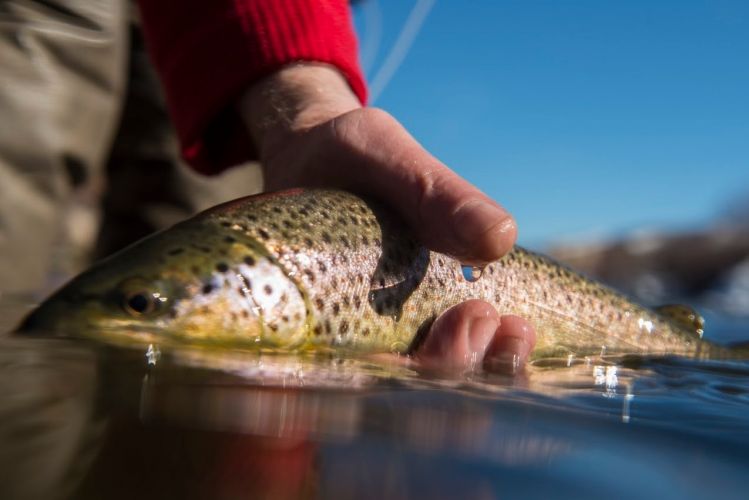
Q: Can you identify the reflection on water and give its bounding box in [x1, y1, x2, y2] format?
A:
[1, 312, 749, 499]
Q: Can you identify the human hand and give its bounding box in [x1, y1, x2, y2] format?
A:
[240, 64, 536, 373]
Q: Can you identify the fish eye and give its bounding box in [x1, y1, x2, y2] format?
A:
[119, 279, 168, 317]
[123, 291, 155, 316]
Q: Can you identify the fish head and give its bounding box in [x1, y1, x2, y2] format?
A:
[16, 221, 309, 348]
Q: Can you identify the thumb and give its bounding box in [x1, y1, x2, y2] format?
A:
[311, 108, 518, 265]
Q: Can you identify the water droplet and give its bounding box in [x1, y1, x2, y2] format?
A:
[145, 344, 161, 366]
[461, 265, 483, 282]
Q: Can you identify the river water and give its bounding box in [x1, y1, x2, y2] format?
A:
[1, 298, 748, 499]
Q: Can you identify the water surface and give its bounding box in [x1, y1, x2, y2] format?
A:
[1, 297, 748, 500]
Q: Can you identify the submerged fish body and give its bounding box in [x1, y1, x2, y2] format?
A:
[18, 189, 713, 359]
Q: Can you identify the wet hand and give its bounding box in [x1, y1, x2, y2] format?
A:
[240, 64, 536, 372]
[414, 300, 536, 375]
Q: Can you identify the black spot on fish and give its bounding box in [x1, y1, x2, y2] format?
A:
[258, 228, 270, 240]
[272, 206, 283, 214]
[318, 261, 327, 273]
[168, 248, 184, 256]
[325, 320, 332, 334]
[304, 270, 316, 283]
[220, 221, 231, 228]
[332, 303, 340, 315]
[224, 236, 235, 243]
[361, 235, 369, 245]
[248, 214, 258, 222]
[293, 312, 302, 322]
[343, 296, 350, 306]
[216, 263, 229, 273]
[314, 324, 322, 335]
[354, 297, 362, 309]
[362, 327, 370, 336]
[269, 324, 278, 332]
[322, 232, 332, 244]
[202, 284, 214, 294]
[244, 256, 256, 266]
[315, 298, 324, 310]
[339, 320, 349, 334]
[282, 315, 289, 323]
[264, 285, 273, 295]
[241, 310, 249, 319]
[283, 219, 293, 229]
[304, 237, 313, 247]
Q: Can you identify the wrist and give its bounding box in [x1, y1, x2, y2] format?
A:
[239, 63, 362, 160]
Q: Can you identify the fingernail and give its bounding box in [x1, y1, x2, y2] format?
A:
[453, 200, 515, 256]
[485, 336, 529, 375]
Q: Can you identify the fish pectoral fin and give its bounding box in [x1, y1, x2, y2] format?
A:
[656, 304, 705, 338]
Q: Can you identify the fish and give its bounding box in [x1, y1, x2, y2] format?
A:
[16, 189, 718, 360]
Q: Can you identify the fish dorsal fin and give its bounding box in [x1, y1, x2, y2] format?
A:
[656, 304, 705, 338]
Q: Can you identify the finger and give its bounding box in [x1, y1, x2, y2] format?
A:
[413, 299, 501, 372]
[293, 108, 518, 265]
[342, 109, 517, 265]
[483, 314, 536, 375]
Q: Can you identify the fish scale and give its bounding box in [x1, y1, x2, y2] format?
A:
[17, 189, 715, 359]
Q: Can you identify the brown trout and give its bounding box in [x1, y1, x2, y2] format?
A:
[17, 189, 714, 359]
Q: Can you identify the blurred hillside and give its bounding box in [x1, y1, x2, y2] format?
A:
[547, 192, 749, 318]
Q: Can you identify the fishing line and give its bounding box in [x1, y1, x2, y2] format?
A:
[368, 0, 436, 104]
[357, 0, 383, 76]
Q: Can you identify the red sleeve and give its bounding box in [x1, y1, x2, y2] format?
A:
[136, 0, 367, 174]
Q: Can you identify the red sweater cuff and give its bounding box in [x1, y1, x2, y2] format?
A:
[137, 0, 367, 175]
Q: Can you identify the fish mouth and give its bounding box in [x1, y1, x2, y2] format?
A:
[14, 299, 164, 341]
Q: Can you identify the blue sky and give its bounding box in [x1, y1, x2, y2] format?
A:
[352, 1, 749, 247]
